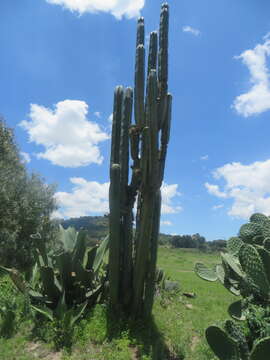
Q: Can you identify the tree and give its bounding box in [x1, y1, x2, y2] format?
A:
[0, 119, 57, 269]
[171, 233, 207, 250]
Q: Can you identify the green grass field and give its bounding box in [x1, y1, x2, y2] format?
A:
[0, 247, 236, 360]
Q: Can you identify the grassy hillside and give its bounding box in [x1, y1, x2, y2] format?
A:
[0, 247, 234, 360]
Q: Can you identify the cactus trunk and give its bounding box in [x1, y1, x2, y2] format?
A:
[108, 3, 172, 319]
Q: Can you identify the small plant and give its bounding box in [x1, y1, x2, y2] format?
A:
[195, 213, 270, 359]
[0, 275, 29, 338]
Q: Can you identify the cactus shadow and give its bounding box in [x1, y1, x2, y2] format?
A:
[106, 309, 183, 360]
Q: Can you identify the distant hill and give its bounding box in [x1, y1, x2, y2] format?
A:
[61, 215, 109, 244]
[61, 215, 173, 245]
[60, 216, 224, 252]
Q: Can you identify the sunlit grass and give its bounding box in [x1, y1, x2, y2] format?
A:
[0, 247, 235, 359]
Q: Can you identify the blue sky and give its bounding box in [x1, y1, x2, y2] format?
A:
[2, 0, 270, 240]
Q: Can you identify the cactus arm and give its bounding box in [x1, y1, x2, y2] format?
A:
[144, 190, 161, 317]
[134, 45, 145, 128]
[108, 86, 124, 308]
[120, 88, 133, 211]
[120, 88, 134, 304]
[134, 17, 145, 128]
[146, 70, 159, 190]
[108, 164, 121, 308]
[136, 17, 145, 47]
[157, 3, 169, 130]
[159, 93, 172, 186]
[110, 86, 124, 166]
[147, 31, 158, 75]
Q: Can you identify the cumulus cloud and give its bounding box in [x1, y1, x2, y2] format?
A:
[233, 34, 270, 117]
[205, 159, 270, 219]
[161, 220, 172, 226]
[182, 26, 200, 36]
[54, 177, 110, 218]
[205, 183, 227, 198]
[20, 100, 109, 168]
[46, 0, 145, 19]
[54, 178, 181, 218]
[20, 151, 31, 164]
[161, 182, 182, 214]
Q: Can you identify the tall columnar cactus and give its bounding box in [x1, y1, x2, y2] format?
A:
[108, 3, 172, 318]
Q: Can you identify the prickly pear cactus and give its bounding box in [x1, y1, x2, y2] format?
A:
[227, 237, 244, 256]
[195, 213, 270, 360]
[194, 263, 218, 281]
[239, 244, 270, 299]
[239, 223, 263, 244]
[205, 325, 239, 360]
[250, 336, 270, 360]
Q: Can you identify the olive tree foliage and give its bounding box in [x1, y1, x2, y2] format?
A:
[0, 119, 57, 269]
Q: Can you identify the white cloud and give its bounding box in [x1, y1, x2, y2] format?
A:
[205, 183, 227, 198]
[46, 0, 145, 19]
[212, 204, 224, 210]
[182, 26, 200, 36]
[200, 155, 208, 161]
[20, 151, 31, 164]
[54, 178, 181, 218]
[20, 100, 109, 168]
[206, 158, 270, 219]
[54, 177, 110, 218]
[94, 111, 101, 118]
[233, 34, 270, 117]
[161, 182, 182, 214]
[108, 114, 113, 123]
[161, 220, 172, 226]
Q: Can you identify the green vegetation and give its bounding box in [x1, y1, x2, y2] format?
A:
[195, 213, 270, 359]
[0, 119, 57, 270]
[61, 216, 226, 252]
[1, 3, 269, 360]
[0, 248, 235, 359]
[1, 226, 109, 350]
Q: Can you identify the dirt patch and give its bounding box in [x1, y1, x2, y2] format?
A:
[191, 335, 200, 352]
[26, 342, 62, 360]
[130, 346, 140, 360]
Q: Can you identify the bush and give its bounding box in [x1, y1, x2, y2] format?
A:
[0, 119, 57, 270]
[0, 275, 30, 338]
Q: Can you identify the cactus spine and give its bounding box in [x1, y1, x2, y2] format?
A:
[108, 3, 171, 318]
